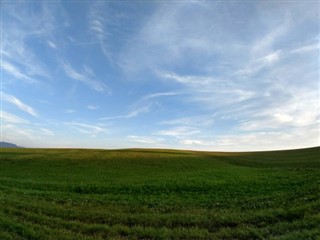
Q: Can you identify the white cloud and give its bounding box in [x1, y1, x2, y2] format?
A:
[172, 124, 319, 152]
[87, 2, 122, 62]
[1, 124, 40, 141]
[47, 40, 57, 49]
[290, 43, 319, 54]
[235, 50, 282, 77]
[1, 61, 36, 83]
[0, 111, 29, 124]
[100, 104, 152, 121]
[125, 104, 152, 118]
[127, 135, 165, 145]
[141, 92, 181, 101]
[2, 93, 38, 117]
[40, 128, 55, 136]
[117, 2, 234, 74]
[100, 91, 181, 122]
[251, 20, 289, 57]
[179, 139, 208, 146]
[1, 2, 61, 82]
[158, 71, 256, 111]
[61, 62, 110, 93]
[258, 50, 281, 64]
[218, 126, 319, 151]
[159, 115, 215, 128]
[87, 105, 100, 110]
[65, 109, 76, 114]
[155, 126, 200, 137]
[238, 77, 319, 132]
[160, 72, 220, 86]
[66, 122, 107, 135]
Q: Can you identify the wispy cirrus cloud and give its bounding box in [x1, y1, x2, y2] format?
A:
[155, 126, 200, 137]
[159, 72, 220, 86]
[101, 91, 183, 123]
[101, 91, 183, 122]
[290, 42, 319, 54]
[87, 105, 100, 110]
[118, 2, 292, 75]
[127, 135, 165, 145]
[159, 71, 256, 109]
[118, 2, 220, 73]
[140, 92, 181, 101]
[2, 1, 318, 150]
[0, 111, 29, 124]
[87, 2, 126, 63]
[117, 2, 319, 151]
[100, 104, 152, 121]
[2, 93, 38, 117]
[159, 114, 215, 128]
[235, 50, 282, 77]
[1, 122, 56, 146]
[251, 21, 289, 57]
[153, 39, 318, 146]
[65, 109, 76, 114]
[47, 40, 58, 49]
[176, 125, 319, 152]
[88, 3, 108, 55]
[66, 122, 107, 136]
[239, 90, 320, 131]
[1, 2, 66, 84]
[40, 128, 55, 136]
[1, 61, 37, 84]
[1, 124, 40, 142]
[61, 62, 110, 93]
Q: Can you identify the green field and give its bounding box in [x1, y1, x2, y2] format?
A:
[0, 147, 319, 239]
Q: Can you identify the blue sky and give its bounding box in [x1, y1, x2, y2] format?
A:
[1, 1, 319, 151]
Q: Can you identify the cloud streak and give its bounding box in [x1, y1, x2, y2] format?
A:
[66, 122, 107, 136]
[100, 104, 152, 121]
[1, 61, 37, 84]
[128, 135, 165, 145]
[2, 93, 38, 117]
[61, 62, 110, 93]
[155, 126, 200, 137]
[87, 105, 100, 110]
[0, 111, 29, 124]
[1, 2, 62, 84]
[290, 43, 319, 54]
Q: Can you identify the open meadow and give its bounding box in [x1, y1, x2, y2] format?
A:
[0, 147, 319, 239]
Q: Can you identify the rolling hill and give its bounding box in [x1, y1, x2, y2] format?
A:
[0, 147, 319, 239]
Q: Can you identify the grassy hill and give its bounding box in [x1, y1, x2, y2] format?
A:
[0, 147, 319, 239]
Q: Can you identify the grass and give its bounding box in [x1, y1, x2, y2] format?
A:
[0, 147, 319, 239]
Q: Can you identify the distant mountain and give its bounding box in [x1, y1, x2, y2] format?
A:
[0, 142, 22, 148]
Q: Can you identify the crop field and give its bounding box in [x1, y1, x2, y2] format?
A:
[0, 147, 319, 239]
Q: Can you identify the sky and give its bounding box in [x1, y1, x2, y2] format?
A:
[1, 1, 319, 151]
